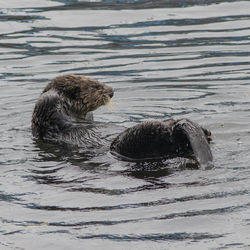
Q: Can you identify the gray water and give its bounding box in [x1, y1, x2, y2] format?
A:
[0, 0, 250, 249]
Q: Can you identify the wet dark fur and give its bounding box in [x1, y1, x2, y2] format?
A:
[110, 119, 212, 166]
[32, 74, 213, 166]
[32, 75, 113, 146]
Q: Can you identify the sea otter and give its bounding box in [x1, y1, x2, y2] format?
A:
[32, 74, 213, 167]
[32, 74, 114, 148]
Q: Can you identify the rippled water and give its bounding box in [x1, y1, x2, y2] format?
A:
[1, 0, 250, 249]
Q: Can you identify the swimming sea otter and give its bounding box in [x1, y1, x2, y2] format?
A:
[32, 74, 114, 147]
[32, 74, 213, 166]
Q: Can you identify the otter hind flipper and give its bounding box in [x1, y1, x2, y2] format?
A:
[173, 119, 213, 168]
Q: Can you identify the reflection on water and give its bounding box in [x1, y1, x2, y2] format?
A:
[0, 0, 250, 249]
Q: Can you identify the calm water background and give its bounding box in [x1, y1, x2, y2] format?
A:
[0, 0, 250, 249]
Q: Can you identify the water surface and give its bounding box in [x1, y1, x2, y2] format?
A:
[0, 0, 250, 249]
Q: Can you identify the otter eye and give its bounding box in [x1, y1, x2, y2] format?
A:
[93, 85, 101, 90]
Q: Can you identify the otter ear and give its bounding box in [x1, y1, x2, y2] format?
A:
[66, 85, 81, 99]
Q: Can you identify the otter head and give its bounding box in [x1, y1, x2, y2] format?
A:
[43, 75, 114, 117]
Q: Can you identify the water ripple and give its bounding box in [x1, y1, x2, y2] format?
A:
[1, 0, 250, 249]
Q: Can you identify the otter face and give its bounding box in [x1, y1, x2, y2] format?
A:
[43, 75, 114, 116]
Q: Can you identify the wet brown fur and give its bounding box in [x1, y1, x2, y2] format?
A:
[32, 74, 113, 141]
[43, 74, 113, 117]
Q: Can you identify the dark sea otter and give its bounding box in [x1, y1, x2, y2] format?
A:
[32, 74, 213, 167]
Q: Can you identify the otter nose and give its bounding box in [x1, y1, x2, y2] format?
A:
[105, 86, 114, 99]
[106, 87, 114, 98]
[109, 91, 114, 98]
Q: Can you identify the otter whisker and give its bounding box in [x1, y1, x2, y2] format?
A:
[105, 98, 116, 111]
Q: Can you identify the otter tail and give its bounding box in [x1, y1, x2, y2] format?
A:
[173, 119, 213, 168]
